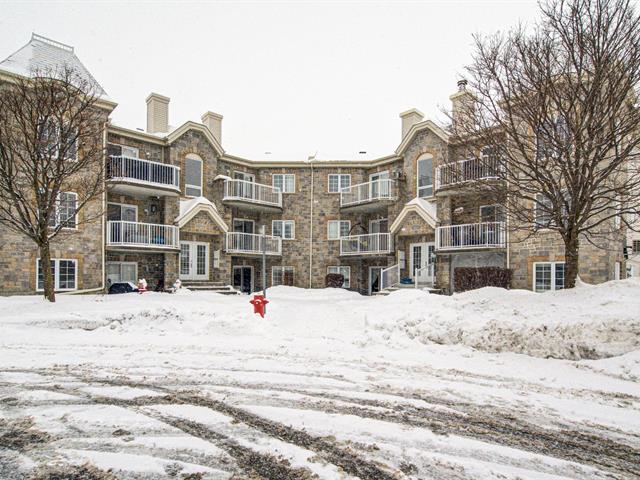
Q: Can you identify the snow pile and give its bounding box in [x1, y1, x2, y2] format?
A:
[363, 279, 640, 360]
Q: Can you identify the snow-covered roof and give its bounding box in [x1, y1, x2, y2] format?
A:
[390, 197, 438, 233]
[176, 196, 228, 232]
[406, 197, 438, 220]
[0, 33, 110, 101]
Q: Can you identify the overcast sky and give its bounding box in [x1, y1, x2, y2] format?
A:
[0, 0, 540, 159]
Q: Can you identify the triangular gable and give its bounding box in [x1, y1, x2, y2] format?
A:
[176, 197, 228, 233]
[167, 121, 225, 157]
[390, 198, 438, 234]
[395, 119, 449, 156]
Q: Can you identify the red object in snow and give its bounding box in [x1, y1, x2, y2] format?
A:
[250, 294, 269, 318]
[137, 279, 147, 294]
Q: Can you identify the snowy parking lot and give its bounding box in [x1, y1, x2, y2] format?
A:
[1, 282, 639, 479]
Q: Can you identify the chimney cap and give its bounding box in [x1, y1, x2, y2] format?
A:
[457, 79, 468, 91]
[202, 110, 223, 121]
[146, 92, 170, 104]
[399, 108, 425, 119]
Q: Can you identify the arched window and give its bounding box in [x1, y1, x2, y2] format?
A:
[416, 154, 433, 198]
[185, 153, 203, 197]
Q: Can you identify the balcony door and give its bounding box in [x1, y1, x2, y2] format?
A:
[234, 171, 255, 199]
[180, 241, 209, 281]
[410, 242, 435, 284]
[369, 171, 389, 198]
[233, 266, 253, 294]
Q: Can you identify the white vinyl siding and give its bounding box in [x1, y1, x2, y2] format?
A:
[328, 174, 351, 193]
[533, 262, 565, 292]
[327, 220, 350, 240]
[272, 174, 295, 193]
[272, 266, 294, 286]
[37, 258, 77, 291]
[328, 266, 350, 288]
[272, 220, 295, 239]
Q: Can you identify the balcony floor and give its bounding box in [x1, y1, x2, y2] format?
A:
[222, 198, 282, 213]
[340, 198, 396, 213]
[106, 244, 180, 253]
[107, 181, 180, 198]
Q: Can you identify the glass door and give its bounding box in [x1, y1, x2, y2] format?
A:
[369, 171, 389, 198]
[411, 242, 435, 284]
[180, 241, 209, 280]
[233, 266, 253, 294]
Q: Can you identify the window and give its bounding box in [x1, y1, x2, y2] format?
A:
[328, 266, 350, 288]
[38, 118, 78, 161]
[534, 193, 554, 227]
[417, 155, 433, 198]
[369, 218, 388, 234]
[107, 202, 137, 222]
[108, 144, 139, 159]
[106, 262, 137, 285]
[533, 262, 565, 292]
[273, 174, 295, 193]
[536, 116, 570, 160]
[633, 240, 640, 254]
[479, 204, 504, 223]
[327, 220, 351, 240]
[48, 192, 77, 228]
[272, 266, 294, 286]
[37, 258, 77, 291]
[233, 218, 255, 233]
[272, 220, 295, 239]
[328, 174, 351, 193]
[370, 171, 390, 198]
[233, 171, 254, 181]
[185, 154, 203, 197]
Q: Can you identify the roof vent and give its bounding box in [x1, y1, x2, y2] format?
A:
[359, 151, 367, 154]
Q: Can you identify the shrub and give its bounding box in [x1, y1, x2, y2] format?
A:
[325, 273, 344, 288]
[0, 417, 50, 450]
[30, 463, 117, 480]
[454, 267, 512, 292]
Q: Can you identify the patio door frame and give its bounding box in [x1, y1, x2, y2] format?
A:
[233, 265, 253, 294]
[180, 241, 210, 281]
[368, 265, 385, 296]
[410, 241, 435, 282]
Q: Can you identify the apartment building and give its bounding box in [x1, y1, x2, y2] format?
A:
[0, 35, 627, 296]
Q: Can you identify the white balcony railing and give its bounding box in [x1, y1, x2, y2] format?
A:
[107, 155, 180, 190]
[380, 264, 400, 290]
[223, 179, 282, 208]
[340, 233, 393, 256]
[107, 221, 179, 249]
[435, 157, 501, 190]
[341, 179, 396, 208]
[435, 222, 506, 251]
[225, 232, 282, 256]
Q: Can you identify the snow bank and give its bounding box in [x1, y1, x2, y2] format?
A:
[1, 279, 639, 361]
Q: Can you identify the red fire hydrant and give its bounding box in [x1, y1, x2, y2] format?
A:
[250, 294, 269, 318]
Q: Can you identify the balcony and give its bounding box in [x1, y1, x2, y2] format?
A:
[107, 221, 180, 251]
[340, 179, 396, 212]
[225, 232, 282, 256]
[107, 155, 180, 197]
[223, 179, 282, 212]
[435, 222, 506, 251]
[340, 233, 393, 256]
[435, 157, 502, 194]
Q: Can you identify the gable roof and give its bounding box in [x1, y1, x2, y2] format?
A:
[0, 34, 111, 98]
[395, 119, 449, 155]
[176, 196, 228, 233]
[390, 197, 438, 233]
[166, 121, 225, 157]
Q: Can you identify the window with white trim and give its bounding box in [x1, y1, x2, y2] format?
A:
[37, 258, 77, 291]
[328, 266, 350, 288]
[534, 193, 554, 227]
[48, 192, 77, 228]
[273, 174, 295, 193]
[533, 262, 565, 292]
[479, 204, 504, 223]
[272, 266, 294, 286]
[38, 118, 78, 161]
[328, 174, 351, 193]
[185, 154, 203, 197]
[272, 220, 295, 239]
[417, 155, 433, 198]
[106, 261, 137, 285]
[327, 220, 350, 240]
[633, 240, 640, 254]
[369, 218, 388, 234]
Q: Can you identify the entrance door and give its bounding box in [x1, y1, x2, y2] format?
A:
[180, 241, 209, 280]
[233, 266, 253, 294]
[410, 242, 435, 284]
[369, 266, 384, 295]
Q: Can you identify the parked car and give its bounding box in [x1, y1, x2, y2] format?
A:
[108, 282, 139, 294]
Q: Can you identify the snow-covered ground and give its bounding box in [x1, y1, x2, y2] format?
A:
[1, 281, 639, 479]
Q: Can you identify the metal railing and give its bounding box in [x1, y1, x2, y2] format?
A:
[380, 264, 400, 291]
[223, 179, 282, 208]
[340, 233, 393, 256]
[107, 155, 180, 190]
[225, 232, 282, 255]
[435, 222, 506, 250]
[435, 157, 501, 190]
[415, 263, 435, 288]
[107, 221, 179, 249]
[340, 179, 396, 207]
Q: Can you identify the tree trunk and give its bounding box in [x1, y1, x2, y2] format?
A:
[39, 241, 56, 302]
[563, 231, 580, 289]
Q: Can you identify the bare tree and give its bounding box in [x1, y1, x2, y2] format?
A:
[447, 0, 640, 288]
[0, 66, 106, 301]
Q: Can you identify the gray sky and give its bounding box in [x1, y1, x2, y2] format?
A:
[0, 0, 539, 159]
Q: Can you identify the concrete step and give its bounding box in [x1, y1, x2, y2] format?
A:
[182, 283, 241, 295]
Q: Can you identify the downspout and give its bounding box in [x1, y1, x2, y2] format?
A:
[308, 159, 314, 288]
[66, 119, 108, 295]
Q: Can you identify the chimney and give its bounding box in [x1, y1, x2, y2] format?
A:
[399, 108, 424, 140]
[450, 79, 475, 134]
[146, 93, 170, 134]
[201, 111, 223, 144]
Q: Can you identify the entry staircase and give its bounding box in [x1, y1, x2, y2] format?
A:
[376, 264, 441, 296]
[181, 281, 241, 295]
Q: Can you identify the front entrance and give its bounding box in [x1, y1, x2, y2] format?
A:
[369, 266, 384, 295]
[233, 266, 253, 294]
[410, 242, 435, 284]
[180, 241, 209, 281]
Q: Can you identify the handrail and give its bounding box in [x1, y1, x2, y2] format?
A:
[223, 179, 282, 208]
[340, 232, 393, 256]
[106, 220, 179, 249]
[340, 179, 396, 207]
[107, 155, 180, 189]
[225, 231, 282, 255]
[435, 222, 506, 250]
[380, 263, 400, 291]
